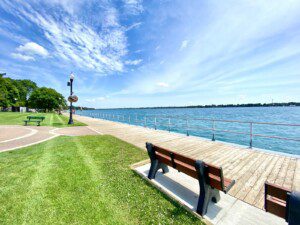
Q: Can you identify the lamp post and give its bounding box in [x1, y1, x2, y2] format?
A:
[68, 72, 75, 124]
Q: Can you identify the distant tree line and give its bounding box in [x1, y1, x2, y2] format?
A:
[96, 102, 300, 110]
[0, 73, 67, 112]
[73, 106, 95, 110]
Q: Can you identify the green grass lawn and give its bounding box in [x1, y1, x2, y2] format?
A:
[0, 135, 202, 225]
[0, 112, 86, 127]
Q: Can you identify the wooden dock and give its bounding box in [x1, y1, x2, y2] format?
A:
[73, 114, 300, 209]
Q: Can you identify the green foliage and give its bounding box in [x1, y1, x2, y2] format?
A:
[0, 74, 66, 110]
[29, 87, 67, 112]
[12, 79, 37, 106]
[0, 77, 20, 107]
[0, 135, 202, 224]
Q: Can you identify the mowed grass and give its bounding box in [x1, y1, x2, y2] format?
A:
[0, 135, 202, 225]
[0, 112, 85, 127]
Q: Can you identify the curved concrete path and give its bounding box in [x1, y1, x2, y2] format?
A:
[0, 125, 99, 153]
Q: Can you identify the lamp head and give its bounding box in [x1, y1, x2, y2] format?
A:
[70, 72, 75, 80]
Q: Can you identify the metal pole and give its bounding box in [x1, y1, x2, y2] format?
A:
[144, 116, 147, 127]
[212, 120, 215, 141]
[186, 119, 189, 136]
[129, 115, 131, 123]
[250, 122, 253, 148]
[68, 79, 74, 124]
[168, 118, 171, 132]
[154, 117, 157, 130]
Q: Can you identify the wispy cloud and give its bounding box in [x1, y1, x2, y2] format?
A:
[156, 82, 169, 88]
[16, 42, 48, 57]
[11, 53, 35, 61]
[125, 59, 142, 65]
[180, 40, 189, 50]
[0, 0, 128, 73]
[123, 0, 144, 15]
[126, 22, 142, 31]
[86, 96, 108, 103]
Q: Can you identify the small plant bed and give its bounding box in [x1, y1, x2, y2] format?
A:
[0, 135, 203, 225]
[0, 112, 86, 127]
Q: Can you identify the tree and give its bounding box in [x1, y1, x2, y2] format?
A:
[29, 87, 67, 112]
[0, 75, 9, 107]
[0, 78, 20, 107]
[13, 79, 37, 106]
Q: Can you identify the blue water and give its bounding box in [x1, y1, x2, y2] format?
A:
[77, 107, 300, 156]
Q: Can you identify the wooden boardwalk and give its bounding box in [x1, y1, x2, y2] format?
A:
[74, 114, 300, 209]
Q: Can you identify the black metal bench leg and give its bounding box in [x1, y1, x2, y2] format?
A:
[211, 188, 220, 203]
[146, 142, 169, 179]
[160, 162, 169, 174]
[195, 160, 220, 216]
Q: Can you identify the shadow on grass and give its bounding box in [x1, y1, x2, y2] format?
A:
[130, 171, 201, 223]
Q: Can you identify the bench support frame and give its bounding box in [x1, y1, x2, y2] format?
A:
[146, 143, 169, 179]
[146, 143, 221, 216]
[195, 160, 220, 215]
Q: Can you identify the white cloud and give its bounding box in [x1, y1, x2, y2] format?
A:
[156, 82, 169, 88]
[11, 53, 35, 61]
[123, 0, 144, 15]
[125, 59, 142, 65]
[126, 22, 142, 31]
[86, 96, 108, 102]
[17, 42, 49, 57]
[180, 40, 189, 50]
[1, 1, 127, 73]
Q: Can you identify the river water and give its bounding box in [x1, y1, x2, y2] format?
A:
[77, 107, 300, 156]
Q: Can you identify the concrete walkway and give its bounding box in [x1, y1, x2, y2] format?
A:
[0, 125, 99, 152]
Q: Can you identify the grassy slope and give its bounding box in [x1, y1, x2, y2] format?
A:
[0, 112, 85, 127]
[0, 135, 202, 225]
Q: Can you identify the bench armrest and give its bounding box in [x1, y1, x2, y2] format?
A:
[223, 179, 235, 194]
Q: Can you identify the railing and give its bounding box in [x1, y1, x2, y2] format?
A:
[77, 112, 300, 149]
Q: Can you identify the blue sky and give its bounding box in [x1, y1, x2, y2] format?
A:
[0, 0, 300, 108]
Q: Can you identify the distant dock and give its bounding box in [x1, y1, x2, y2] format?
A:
[73, 114, 300, 209]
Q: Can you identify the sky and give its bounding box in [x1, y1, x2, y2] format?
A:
[0, 0, 300, 108]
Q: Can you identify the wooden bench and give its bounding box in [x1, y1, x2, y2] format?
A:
[146, 142, 235, 216]
[23, 116, 45, 126]
[265, 182, 300, 225]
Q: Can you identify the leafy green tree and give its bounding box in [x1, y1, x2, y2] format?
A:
[0, 75, 9, 107]
[12, 79, 37, 106]
[1, 78, 20, 107]
[29, 87, 67, 112]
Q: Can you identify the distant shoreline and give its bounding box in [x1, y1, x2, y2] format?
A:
[77, 102, 300, 110]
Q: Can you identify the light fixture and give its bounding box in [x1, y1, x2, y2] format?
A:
[70, 72, 75, 80]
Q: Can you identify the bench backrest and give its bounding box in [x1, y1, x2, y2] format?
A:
[265, 182, 291, 219]
[27, 116, 45, 120]
[152, 144, 226, 192]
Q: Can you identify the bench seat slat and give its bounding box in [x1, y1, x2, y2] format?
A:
[265, 182, 290, 201]
[155, 152, 198, 179]
[205, 163, 222, 177]
[266, 196, 287, 218]
[154, 146, 196, 167]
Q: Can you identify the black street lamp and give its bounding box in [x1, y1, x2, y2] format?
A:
[68, 72, 75, 124]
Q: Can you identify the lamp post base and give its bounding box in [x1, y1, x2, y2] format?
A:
[68, 119, 74, 125]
